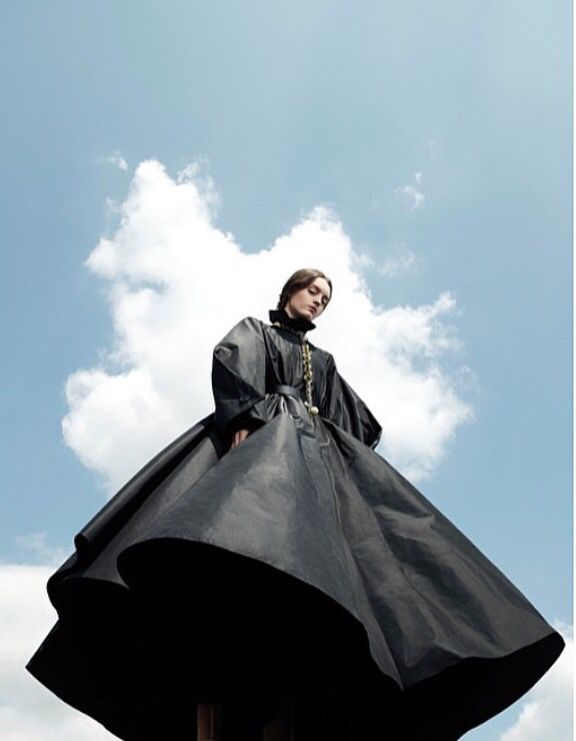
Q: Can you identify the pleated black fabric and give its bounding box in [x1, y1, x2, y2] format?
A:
[27, 311, 564, 740]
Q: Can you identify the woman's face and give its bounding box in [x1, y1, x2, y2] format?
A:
[285, 277, 331, 321]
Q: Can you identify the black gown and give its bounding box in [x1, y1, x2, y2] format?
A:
[27, 309, 564, 740]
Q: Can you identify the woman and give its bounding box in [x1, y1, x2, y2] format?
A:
[28, 268, 564, 740]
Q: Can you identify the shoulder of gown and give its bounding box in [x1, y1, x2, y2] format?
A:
[211, 317, 269, 438]
[319, 351, 382, 450]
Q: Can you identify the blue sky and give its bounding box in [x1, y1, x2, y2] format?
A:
[0, 2, 572, 739]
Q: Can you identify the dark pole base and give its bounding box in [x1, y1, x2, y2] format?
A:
[197, 697, 370, 741]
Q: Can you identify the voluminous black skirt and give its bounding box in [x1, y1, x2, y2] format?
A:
[27, 404, 564, 740]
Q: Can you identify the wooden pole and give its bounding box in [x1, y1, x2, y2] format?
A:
[197, 702, 223, 741]
[197, 698, 297, 741]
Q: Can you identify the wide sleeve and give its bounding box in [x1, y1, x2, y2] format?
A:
[212, 317, 273, 440]
[320, 353, 382, 449]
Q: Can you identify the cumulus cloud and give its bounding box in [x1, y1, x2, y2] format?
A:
[63, 159, 471, 493]
[395, 171, 426, 210]
[0, 562, 114, 740]
[500, 622, 573, 741]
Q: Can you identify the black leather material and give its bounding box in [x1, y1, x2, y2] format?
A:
[27, 315, 564, 740]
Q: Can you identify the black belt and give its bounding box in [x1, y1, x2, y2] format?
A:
[272, 384, 301, 398]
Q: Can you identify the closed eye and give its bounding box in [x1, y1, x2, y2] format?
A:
[309, 287, 329, 305]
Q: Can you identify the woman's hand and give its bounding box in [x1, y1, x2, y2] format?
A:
[230, 428, 251, 450]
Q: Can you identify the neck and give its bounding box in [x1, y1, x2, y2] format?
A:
[284, 305, 300, 320]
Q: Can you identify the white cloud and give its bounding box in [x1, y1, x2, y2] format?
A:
[100, 151, 128, 171]
[500, 622, 573, 741]
[63, 159, 471, 494]
[0, 562, 114, 740]
[379, 243, 419, 276]
[12, 533, 69, 567]
[395, 172, 426, 210]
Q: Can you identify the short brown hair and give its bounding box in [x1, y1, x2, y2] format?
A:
[277, 268, 333, 311]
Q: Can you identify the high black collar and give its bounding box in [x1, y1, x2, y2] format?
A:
[269, 309, 316, 335]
